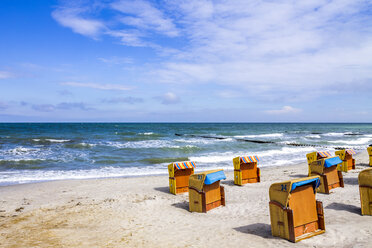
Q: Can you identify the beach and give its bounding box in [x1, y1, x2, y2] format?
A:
[0, 151, 370, 247]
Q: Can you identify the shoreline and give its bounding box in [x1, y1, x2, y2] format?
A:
[0, 151, 371, 247]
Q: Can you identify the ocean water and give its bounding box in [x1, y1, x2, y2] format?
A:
[0, 123, 371, 186]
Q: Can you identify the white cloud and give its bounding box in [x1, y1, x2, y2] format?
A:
[62, 82, 132, 91]
[0, 71, 12, 79]
[52, 6, 105, 37]
[158, 92, 180, 105]
[52, 0, 372, 101]
[111, 0, 179, 37]
[265, 106, 302, 115]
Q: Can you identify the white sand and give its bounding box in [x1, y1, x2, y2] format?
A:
[0, 152, 371, 247]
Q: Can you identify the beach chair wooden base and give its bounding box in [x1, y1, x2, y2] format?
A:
[189, 182, 225, 213]
[169, 168, 194, 195]
[359, 185, 372, 215]
[269, 185, 325, 242]
[234, 164, 260, 186]
[311, 168, 344, 194]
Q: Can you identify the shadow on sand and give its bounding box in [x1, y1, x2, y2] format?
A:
[171, 201, 189, 211]
[153, 186, 172, 194]
[325, 202, 361, 215]
[234, 223, 275, 239]
[221, 180, 235, 186]
[343, 177, 359, 185]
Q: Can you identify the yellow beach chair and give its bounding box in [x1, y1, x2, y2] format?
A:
[233, 155, 260, 185]
[309, 156, 344, 194]
[359, 168, 372, 215]
[306, 151, 331, 176]
[367, 146, 372, 167]
[168, 161, 195, 195]
[335, 149, 356, 172]
[269, 176, 325, 242]
[188, 169, 226, 213]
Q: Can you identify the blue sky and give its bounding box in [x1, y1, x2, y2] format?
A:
[0, 0, 372, 122]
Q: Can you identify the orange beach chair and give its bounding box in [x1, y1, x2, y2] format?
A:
[168, 161, 195, 195]
[188, 169, 226, 213]
[308, 156, 344, 194]
[306, 151, 331, 176]
[269, 176, 325, 242]
[233, 155, 260, 185]
[359, 168, 372, 215]
[335, 149, 356, 172]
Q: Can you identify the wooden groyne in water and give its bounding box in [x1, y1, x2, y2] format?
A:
[174, 133, 355, 150]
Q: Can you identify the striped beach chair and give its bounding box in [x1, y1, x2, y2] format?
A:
[233, 155, 260, 185]
[306, 151, 331, 176]
[168, 161, 196, 195]
[335, 149, 356, 172]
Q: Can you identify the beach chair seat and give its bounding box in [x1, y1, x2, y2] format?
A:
[168, 161, 195, 195]
[335, 149, 356, 172]
[306, 151, 331, 176]
[309, 156, 344, 194]
[188, 169, 226, 213]
[233, 156, 260, 185]
[269, 176, 325, 242]
[367, 146, 372, 167]
[359, 168, 372, 215]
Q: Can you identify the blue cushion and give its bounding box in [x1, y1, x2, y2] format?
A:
[291, 177, 320, 192]
[204, 170, 226, 185]
[324, 157, 343, 168]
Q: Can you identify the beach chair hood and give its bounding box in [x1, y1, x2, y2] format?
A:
[359, 168, 372, 186]
[269, 176, 321, 207]
[189, 169, 225, 191]
[324, 157, 343, 168]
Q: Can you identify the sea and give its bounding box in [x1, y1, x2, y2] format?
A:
[0, 123, 371, 186]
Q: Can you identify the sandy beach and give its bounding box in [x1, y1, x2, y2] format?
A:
[0, 151, 371, 248]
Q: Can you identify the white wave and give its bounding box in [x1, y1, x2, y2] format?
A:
[234, 133, 283, 138]
[103, 140, 196, 149]
[0, 166, 166, 185]
[2, 147, 40, 156]
[328, 137, 372, 145]
[46, 139, 70, 143]
[139, 132, 154, 135]
[33, 139, 70, 143]
[322, 132, 352, 137]
[174, 137, 234, 145]
[78, 142, 96, 147]
[304, 134, 321, 139]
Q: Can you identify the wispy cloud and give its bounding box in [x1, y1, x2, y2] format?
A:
[156, 92, 180, 105]
[31, 104, 55, 112]
[111, 0, 179, 37]
[30, 102, 93, 112]
[52, 4, 105, 38]
[102, 96, 143, 104]
[62, 81, 132, 91]
[265, 106, 302, 115]
[52, 0, 372, 103]
[0, 71, 13, 79]
[0, 101, 8, 110]
[98, 56, 133, 65]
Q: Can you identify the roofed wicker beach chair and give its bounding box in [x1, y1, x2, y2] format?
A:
[335, 149, 356, 172]
[168, 161, 195, 195]
[308, 156, 344, 194]
[188, 169, 226, 213]
[233, 155, 260, 186]
[306, 151, 331, 176]
[359, 168, 372, 215]
[269, 176, 325, 242]
[367, 145, 372, 167]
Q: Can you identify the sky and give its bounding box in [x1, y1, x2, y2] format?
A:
[0, 0, 372, 122]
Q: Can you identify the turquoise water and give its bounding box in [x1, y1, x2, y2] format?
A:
[0, 123, 371, 185]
